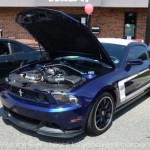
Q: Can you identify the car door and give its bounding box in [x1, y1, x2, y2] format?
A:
[0, 41, 17, 82]
[118, 44, 150, 104]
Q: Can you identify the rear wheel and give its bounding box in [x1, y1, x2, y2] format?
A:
[86, 92, 115, 135]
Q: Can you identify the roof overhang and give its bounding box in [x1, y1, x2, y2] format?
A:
[0, 0, 148, 8]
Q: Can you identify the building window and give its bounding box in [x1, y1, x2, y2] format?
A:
[71, 15, 88, 26]
[124, 12, 137, 39]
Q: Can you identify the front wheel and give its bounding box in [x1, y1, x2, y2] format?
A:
[86, 92, 115, 135]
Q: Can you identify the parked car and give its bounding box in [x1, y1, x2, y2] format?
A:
[1, 8, 150, 138]
[0, 38, 48, 84]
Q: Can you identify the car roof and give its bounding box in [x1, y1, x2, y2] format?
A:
[98, 38, 135, 46]
[0, 37, 24, 45]
[0, 37, 34, 48]
[0, 37, 16, 41]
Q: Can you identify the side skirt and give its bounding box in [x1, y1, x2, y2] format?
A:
[115, 89, 149, 113]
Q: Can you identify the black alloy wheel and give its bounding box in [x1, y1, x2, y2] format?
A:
[86, 92, 115, 135]
[94, 96, 113, 130]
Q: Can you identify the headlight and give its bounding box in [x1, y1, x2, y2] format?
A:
[51, 92, 79, 104]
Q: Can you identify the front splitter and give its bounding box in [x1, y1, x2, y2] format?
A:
[2, 107, 84, 138]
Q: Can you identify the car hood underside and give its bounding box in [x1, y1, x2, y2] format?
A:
[16, 8, 114, 68]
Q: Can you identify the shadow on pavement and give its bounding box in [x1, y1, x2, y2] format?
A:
[86, 94, 149, 138]
[1, 94, 149, 143]
[114, 94, 149, 120]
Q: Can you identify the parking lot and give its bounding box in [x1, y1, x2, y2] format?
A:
[0, 95, 150, 150]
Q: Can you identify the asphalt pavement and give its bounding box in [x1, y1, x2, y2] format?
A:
[0, 95, 150, 150]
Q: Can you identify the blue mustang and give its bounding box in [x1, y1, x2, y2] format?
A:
[1, 8, 150, 138]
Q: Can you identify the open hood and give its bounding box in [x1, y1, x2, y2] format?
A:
[16, 8, 114, 68]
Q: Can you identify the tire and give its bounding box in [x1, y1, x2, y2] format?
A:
[86, 92, 115, 135]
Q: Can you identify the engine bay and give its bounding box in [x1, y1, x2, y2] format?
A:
[8, 64, 90, 92]
[7, 56, 113, 93]
[20, 65, 83, 85]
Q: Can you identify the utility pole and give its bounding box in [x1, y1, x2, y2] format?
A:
[145, 0, 150, 45]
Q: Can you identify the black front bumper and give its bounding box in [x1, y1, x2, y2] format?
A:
[2, 107, 84, 138]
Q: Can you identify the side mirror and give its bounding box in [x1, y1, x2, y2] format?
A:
[128, 59, 143, 66]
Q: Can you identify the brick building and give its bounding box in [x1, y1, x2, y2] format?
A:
[0, 0, 149, 42]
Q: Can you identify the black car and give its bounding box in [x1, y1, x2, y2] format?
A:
[0, 38, 47, 83]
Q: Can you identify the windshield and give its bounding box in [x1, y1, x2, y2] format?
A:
[56, 56, 111, 67]
[102, 43, 126, 67]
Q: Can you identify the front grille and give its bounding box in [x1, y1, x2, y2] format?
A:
[9, 109, 40, 125]
[7, 108, 60, 129]
[7, 84, 49, 103]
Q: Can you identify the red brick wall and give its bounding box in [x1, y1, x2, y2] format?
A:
[136, 9, 147, 39]
[0, 8, 32, 39]
[0, 7, 147, 41]
[92, 8, 147, 40]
